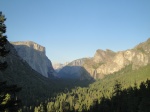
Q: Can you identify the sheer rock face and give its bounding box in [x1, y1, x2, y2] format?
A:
[93, 50, 148, 79]
[0, 41, 46, 80]
[0, 42, 57, 105]
[84, 38, 150, 79]
[11, 41, 55, 78]
[59, 38, 150, 80]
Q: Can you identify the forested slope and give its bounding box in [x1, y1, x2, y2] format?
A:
[34, 64, 150, 112]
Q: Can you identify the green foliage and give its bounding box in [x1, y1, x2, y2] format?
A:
[33, 64, 150, 112]
[0, 81, 22, 112]
[0, 12, 9, 69]
[89, 79, 150, 112]
[1, 93, 11, 105]
[0, 12, 21, 112]
[113, 80, 122, 96]
[1, 12, 150, 112]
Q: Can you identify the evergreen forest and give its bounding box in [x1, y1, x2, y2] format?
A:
[0, 12, 150, 112]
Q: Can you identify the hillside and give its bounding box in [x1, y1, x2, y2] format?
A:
[58, 58, 93, 79]
[83, 38, 150, 79]
[0, 42, 54, 106]
[37, 64, 150, 112]
[1, 41, 150, 111]
[59, 38, 150, 80]
[0, 42, 93, 108]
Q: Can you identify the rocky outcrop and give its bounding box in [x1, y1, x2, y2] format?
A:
[83, 38, 150, 79]
[93, 49, 116, 63]
[59, 38, 150, 80]
[11, 41, 55, 78]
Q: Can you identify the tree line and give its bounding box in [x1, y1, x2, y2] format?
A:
[33, 79, 150, 112]
[1, 11, 150, 112]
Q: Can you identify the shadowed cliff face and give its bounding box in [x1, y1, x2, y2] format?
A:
[58, 58, 93, 80]
[11, 41, 55, 78]
[58, 66, 93, 80]
[0, 42, 95, 106]
[59, 38, 150, 80]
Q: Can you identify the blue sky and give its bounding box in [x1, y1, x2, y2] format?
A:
[1, 0, 150, 64]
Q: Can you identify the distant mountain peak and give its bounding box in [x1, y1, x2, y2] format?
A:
[59, 38, 150, 80]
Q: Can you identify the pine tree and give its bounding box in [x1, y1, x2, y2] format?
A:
[0, 12, 9, 70]
[0, 11, 22, 112]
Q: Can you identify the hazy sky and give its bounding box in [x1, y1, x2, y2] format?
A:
[1, 0, 150, 64]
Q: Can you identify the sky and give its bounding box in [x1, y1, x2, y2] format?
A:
[0, 0, 150, 64]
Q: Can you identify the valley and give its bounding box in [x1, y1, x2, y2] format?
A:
[0, 5, 150, 111]
[1, 37, 150, 112]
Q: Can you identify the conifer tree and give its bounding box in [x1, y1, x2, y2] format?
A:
[0, 11, 22, 112]
[0, 12, 9, 70]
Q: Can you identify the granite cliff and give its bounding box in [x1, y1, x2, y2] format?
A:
[86, 38, 150, 79]
[59, 38, 150, 79]
[0, 42, 57, 105]
[11, 41, 55, 78]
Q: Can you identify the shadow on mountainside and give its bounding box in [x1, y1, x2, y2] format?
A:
[52, 66, 95, 97]
[58, 65, 94, 80]
[0, 43, 95, 108]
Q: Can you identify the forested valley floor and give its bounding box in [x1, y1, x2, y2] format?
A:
[24, 64, 150, 112]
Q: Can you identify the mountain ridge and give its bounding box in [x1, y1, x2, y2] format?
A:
[59, 38, 150, 79]
[58, 58, 90, 79]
